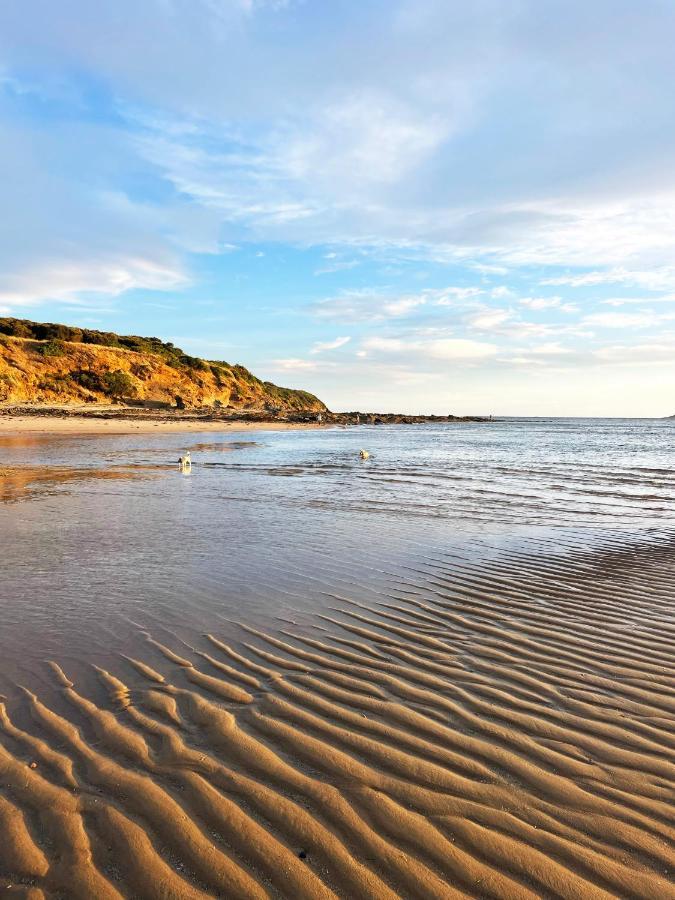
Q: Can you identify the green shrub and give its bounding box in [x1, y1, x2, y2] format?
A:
[34, 339, 65, 357]
[70, 370, 104, 392]
[233, 364, 261, 386]
[179, 355, 209, 371]
[37, 374, 70, 392]
[102, 370, 138, 398]
[0, 318, 34, 338]
[71, 369, 137, 398]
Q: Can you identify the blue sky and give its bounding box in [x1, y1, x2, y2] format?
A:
[1, 0, 675, 415]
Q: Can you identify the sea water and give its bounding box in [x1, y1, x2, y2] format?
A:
[0, 418, 673, 695]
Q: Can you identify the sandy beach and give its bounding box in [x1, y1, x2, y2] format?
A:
[0, 413, 326, 435]
[1, 420, 674, 898]
[0, 533, 673, 898]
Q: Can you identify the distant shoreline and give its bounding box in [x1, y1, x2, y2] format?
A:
[0, 404, 489, 434]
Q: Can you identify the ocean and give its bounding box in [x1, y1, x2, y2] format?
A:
[1, 417, 673, 693]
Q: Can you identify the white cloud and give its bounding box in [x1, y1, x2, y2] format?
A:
[433, 286, 484, 305]
[0, 256, 186, 308]
[362, 337, 406, 353]
[499, 355, 545, 366]
[466, 309, 512, 330]
[542, 266, 675, 291]
[310, 335, 351, 354]
[427, 338, 498, 361]
[529, 342, 574, 355]
[472, 263, 509, 276]
[281, 92, 451, 187]
[582, 311, 656, 329]
[497, 321, 564, 339]
[601, 294, 675, 306]
[310, 285, 493, 324]
[311, 288, 428, 323]
[272, 357, 319, 370]
[593, 342, 675, 364]
[519, 296, 563, 310]
[382, 296, 426, 316]
[362, 335, 498, 361]
[489, 286, 514, 299]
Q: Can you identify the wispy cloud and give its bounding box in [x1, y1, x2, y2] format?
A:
[582, 311, 657, 329]
[466, 309, 512, 330]
[314, 258, 360, 275]
[519, 296, 562, 310]
[0, 257, 187, 309]
[272, 357, 320, 371]
[311, 286, 488, 323]
[310, 335, 351, 354]
[362, 335, 498, 362]
[433, 287, 484, 305]
[311, 289, 428, 323]
[542, 267, 675, 291]
[519, 296, 579, 313]
[592, 342, 675, 365]
[601, 295, 675, 306]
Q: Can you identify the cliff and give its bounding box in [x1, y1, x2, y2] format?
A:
[0, 318, 326, 413]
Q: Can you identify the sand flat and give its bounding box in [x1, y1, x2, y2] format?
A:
[0, 413, 326, 435]
[0, 536, 673, 898]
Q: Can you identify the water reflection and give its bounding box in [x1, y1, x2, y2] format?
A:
[0, 419, 673, 699]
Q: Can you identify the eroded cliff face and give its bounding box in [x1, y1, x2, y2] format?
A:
[0, 335, 326, 412]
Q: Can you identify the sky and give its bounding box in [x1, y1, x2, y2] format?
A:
[1, 0, 674, 416]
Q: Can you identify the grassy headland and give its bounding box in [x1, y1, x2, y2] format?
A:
[0, 317, 325, 413]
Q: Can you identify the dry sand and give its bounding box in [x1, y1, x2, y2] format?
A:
[0, 413, 326, 435]
[0, 538, 673, 898]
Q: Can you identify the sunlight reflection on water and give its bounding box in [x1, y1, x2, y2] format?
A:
[1, 418, 673, 695]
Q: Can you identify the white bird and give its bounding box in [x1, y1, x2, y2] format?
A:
[359, 449, 370, 460]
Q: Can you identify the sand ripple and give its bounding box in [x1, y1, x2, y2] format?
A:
[0, 536, 673, 898]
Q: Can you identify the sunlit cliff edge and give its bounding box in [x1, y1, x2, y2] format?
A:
[0, 318, 326, 413]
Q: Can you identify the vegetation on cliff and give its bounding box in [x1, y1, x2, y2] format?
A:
[0, 318, 326, 412]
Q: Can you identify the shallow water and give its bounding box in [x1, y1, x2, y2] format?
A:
[0, 417, 673, 694]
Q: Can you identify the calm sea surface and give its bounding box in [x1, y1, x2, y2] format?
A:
[1, 417, 673, 696]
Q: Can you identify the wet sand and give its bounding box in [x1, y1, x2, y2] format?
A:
[0, 465, 162, 503]
[0, 414, 326, 435]
[0, 535, 673, 898]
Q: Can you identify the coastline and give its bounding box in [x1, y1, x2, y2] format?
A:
[0, 414, 327, 434]
[0, 404, 488, 435]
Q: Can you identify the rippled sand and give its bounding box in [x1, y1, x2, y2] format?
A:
[0, 535, 673, 899]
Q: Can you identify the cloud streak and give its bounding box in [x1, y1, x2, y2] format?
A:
[310, 336, 351, 354]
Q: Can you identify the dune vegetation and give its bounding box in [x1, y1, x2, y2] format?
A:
[0, 318, 326, 412]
